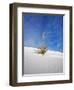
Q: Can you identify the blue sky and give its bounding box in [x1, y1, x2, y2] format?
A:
[23, 13, 63, 52]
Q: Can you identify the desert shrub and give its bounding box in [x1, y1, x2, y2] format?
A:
[37, 47, 48, 55]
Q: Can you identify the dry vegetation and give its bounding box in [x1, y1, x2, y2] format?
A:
[37, 47, 48, 55]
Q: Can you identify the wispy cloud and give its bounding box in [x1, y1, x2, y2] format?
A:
[42, 32, 46, 39]
[42, 31, 53, 40]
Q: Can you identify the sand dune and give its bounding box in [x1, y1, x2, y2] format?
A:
[23, 47, 63, 75]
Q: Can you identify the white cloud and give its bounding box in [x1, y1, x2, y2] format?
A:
[42, 32, 46, 39]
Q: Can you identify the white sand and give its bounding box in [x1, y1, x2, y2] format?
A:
[23, 47, 63, 75]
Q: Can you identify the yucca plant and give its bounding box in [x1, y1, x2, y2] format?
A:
[37, 47, 48, 55]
